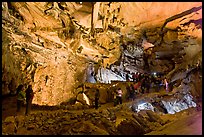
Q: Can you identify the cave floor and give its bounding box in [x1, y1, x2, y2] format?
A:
[146, 105, 202, 135]
[2, 91, 202, 135]
[1, 90, 159, 120]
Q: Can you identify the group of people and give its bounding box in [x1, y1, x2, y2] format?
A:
[126, 71, 170, 100]
[16, 84, 34, 115]
[95, 71, 170, 107]
[66, 70, 170, 110]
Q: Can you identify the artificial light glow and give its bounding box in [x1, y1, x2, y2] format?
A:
[133, 102, 155, 113]
[82, 93, 90, 105]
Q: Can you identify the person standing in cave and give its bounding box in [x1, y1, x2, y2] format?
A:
[127, 84, 134, 101]
[126, 72, 130, 81]
[145, 74, 151, 93]
[141, 74, 146, 94]
[25, 85, 34, 115]
[133, 82, 141, 96]
[132, 72, 137, 82]
[143, 51, 149, 69]
[116, 88, 123, 105]
[164, 78, 169, 93]
[94, 89, 100, 109]
[17, 84, 26, 112]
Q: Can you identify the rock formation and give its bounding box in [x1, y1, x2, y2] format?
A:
[2, 2, 202, 108]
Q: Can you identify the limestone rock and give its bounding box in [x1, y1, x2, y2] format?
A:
[163, 30, 178, 44]
[117, 118, 145, 135]
[4, 116, 15, 124]
[146, 110, 163, 123]
[2, 2, 202, 109]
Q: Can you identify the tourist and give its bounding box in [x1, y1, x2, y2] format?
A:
[25, 85, 34, 115]
[141, 76, 146, 94]
[128, 84, 135, 101]
[134, 81, 141, 95]
[145, 75, 151, 93]
[116, 88, 123, 105]
[126, 72, 130, 81]
[95, 89, 100, 109]
[126, 84, 131, 100]
[136, 72, 140, 82]
[132, 72, 136, 82]
[164, 78, 169, 93]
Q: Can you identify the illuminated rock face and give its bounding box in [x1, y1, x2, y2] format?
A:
[2, 2, 202, 105]
[119, 2, 202, 28]
[131, 71, 199, 114]
[96, 67, 126, 83]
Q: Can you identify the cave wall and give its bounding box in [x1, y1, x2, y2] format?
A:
[2, 2, 202, 106]
[2, 2, 89, 105]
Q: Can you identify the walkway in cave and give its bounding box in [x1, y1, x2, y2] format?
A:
[2, 87, 202, 135]
[1, 87, 179, 121]
[146, 106, 202, 135]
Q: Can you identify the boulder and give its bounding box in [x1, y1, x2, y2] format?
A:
[132, 113, 150, 130]
[117, 118, 145, 135]
[71, 121, 109, 135]
[4, 116, 15, 124]
[146, 110, 163, 124]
